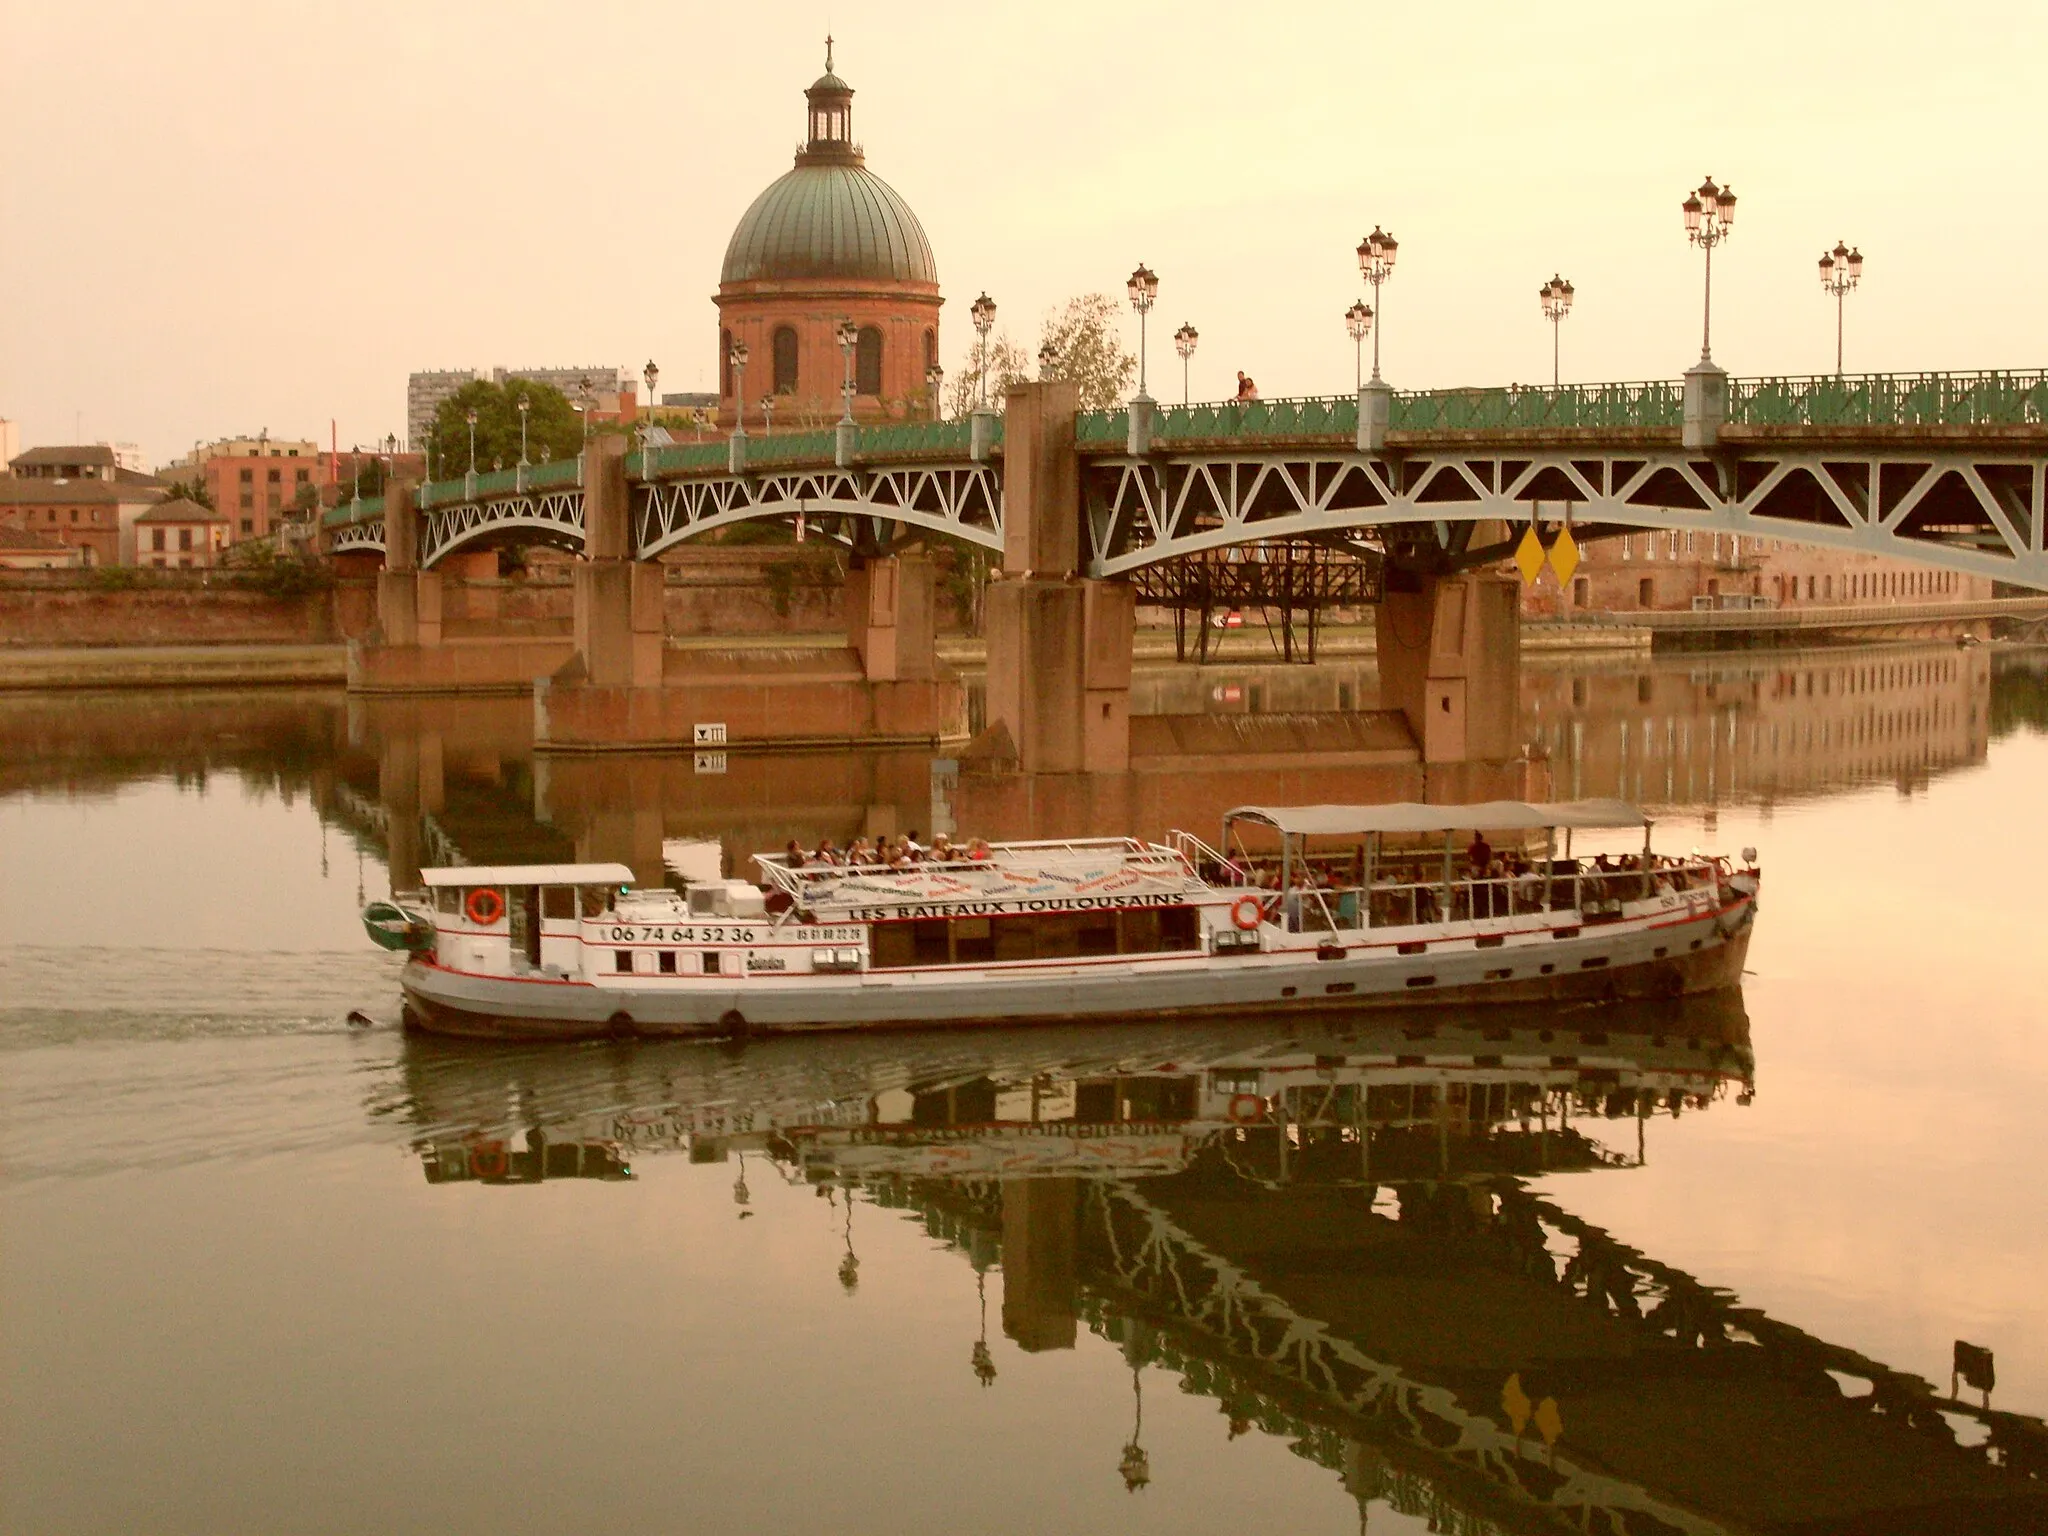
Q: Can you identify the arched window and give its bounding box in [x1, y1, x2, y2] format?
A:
[772, 326, 799, 394]
[720, 329, 733, 396]
[923, 329, 937, 372]
[856, 326, 883, 396]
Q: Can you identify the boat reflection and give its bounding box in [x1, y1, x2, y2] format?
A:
[384, 996, 2048, 1533]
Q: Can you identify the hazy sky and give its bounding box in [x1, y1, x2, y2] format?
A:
[4, 0, 2044, 468]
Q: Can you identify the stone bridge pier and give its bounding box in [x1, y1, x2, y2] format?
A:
[981, 382, 1523, 779]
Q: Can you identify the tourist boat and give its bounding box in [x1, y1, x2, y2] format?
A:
[361, 799, 1760, 1042]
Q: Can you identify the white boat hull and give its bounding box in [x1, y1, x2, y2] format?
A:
[400, 893, 1757, 1041]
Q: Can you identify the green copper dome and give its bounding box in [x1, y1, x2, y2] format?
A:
[720, 162, 937, 286]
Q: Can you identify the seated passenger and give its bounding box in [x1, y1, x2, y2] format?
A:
[784, 838, 809, 867]
[966, 838, 993, 862]
[929, 833, 955, 862]
[848, 836, 876, 866]
[812, 838, 842, 867]
[1466, 831, 1494, 872]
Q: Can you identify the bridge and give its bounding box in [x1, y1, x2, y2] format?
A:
[328, 368, 2048, 583]
[328, 368, 2047, 773]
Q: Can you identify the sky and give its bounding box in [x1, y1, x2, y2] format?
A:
[3, 0, 2044, 469]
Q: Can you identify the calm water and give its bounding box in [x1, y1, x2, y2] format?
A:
[5, 648, 2048, 1535]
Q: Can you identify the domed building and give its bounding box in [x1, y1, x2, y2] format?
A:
[716, 46, 942, 428]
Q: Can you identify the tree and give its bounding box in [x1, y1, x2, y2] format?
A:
[943, 294, 1138, 417]
[1037, 293, 1138, 412]
[430, 378, 583, 477]
[159, 474, 213, 509]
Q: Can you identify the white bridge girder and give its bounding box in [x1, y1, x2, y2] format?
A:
[420, 489, 586, 568]
[1084, 448, 2048, 588]
[636, 463, 1003, 559]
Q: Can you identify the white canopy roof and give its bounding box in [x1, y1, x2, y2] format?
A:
[1224, 800, 1649, 837]
[419, 863, 635, 888]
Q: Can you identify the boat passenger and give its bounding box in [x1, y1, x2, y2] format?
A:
[848, 836, 876, 866]
[1466, 831, 1494, 873]
[966, 838, 993, 862]
[812, 838, 842, 867]
[784, 838, 808, 867]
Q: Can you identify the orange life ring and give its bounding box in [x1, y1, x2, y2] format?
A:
[1227, 1093, 1267, 1124]
[469, 1140, 508, 1179]
[1230, 894, 1264, 931]
[464, 887, 505, 926]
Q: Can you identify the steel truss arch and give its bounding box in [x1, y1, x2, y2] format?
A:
[330, 521, 387, 558]
[636, 463, 1003, 559]
[420, 490, 587, 569]
[1084, 449, 2048, 588]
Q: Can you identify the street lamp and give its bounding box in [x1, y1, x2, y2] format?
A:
[465, 407, 478, 475]
[1818, 241, 1863, 375]
[643, 359, 659, 411]
[729, 342, 750, 437]
[1539, 275, 1575, 388]
[1355, 227, 1398, 381]
[1039, 340, 1058, 382]
[835, 320, 859, 424]
[1125, 263, 1159, 401]
[516, 391, 531, 465]
[1343, 301, 1373, 390]
[1681, 175, 1738, 362]
[1172, 322, 1198, 406]
[970, 292, 996, 408]
[925, 362, 945, 421]
[760, 394, 774, 435]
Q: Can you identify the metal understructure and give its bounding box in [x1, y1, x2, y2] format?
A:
[636, 463, 1000, 560]
[1127, 540, 1382, 662]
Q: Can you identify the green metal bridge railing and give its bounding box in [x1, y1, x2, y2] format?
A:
[322, 369, 2045, 529]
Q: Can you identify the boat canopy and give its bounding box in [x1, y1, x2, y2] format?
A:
[419, 862, 635, 888]
[1223, 800, 1649, 837]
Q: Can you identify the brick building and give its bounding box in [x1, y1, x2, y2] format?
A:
[714, 46, 941, 429]
[1521, 526, 1990, 617]
[0, 446, 166, 565]
[134, 498, 231, 568]
[0, 524, 85, 570]
[160, 436, 323, 542]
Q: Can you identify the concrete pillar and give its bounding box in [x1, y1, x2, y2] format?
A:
[1375, 571, 1521, 764]
[845, 553, 936, 682]
[983, 380, 1135, 772]
[570, 438, 665, 687]
[376, 480, 420, 645]
[999, 1177, 1078, 1352]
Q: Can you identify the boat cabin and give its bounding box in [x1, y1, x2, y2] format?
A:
[419, 862, 635, 976]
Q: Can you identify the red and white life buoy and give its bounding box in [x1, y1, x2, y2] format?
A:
[1230, 894, 1264, 931]
[464, 887, 505, 926]
[469, 1140, 508, 1179]
[1227, 1093, 1267, 1125]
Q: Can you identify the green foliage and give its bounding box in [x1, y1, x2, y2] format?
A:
[89, 563, 151, 590]
[944, 293, 1138, 416]
[429, 378, 583, 478]
[220, 539, 333, 598]
[158, 476, 214, 510]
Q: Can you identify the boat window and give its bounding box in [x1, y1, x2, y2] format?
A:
[614, 950, 633, 972]
[658, 951, 677, 974]
[1159, 906, 1200, 950]
[581, 887, 612, 918]
[871, 924, 915, 968]
[433, 887, 460, 914]
[702, 951, 722, 975]
[541, 886, 576, 920]
[952, 916, 995, 964]
[911, 920, 950, 965]
[1121, 909, 1163, 955]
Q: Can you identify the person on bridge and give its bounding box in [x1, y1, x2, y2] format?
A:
[1235, 370, 1259, 402]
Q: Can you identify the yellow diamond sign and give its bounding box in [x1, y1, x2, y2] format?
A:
[1548, 524, 1581, 585]
[1513, 525, 1546, 585]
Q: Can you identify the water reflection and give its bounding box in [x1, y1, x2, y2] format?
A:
[381, 1004, 2048, 1535]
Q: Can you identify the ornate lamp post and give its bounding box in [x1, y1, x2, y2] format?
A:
[516, 391, 531, 465]
[970, 291, 996, 408]
[1681, 175, 1737, 362]
[1539, 275, 1574, 387]
[1125, 263, 1159, 401]
[728, 342, 749, 437]
[1038, 340, 1057, 382]
[1355, 228, 1398, 382]
[643, 359, 659, 416]
[465, 407, 478, 475]
[1173, 322, 1198, 405]
[835, 320, 859, 424]
[1818, 241, 1863, 375]
[759, 394, 774, 436]
[1344, 301, 1373, 390]
[925, 362, 944, 421]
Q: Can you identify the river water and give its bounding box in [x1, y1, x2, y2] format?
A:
[4, 646, 2046, 1535]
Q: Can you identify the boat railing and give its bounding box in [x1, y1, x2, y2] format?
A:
[753, 844, 1193, 901]
[1275, 858, 1720, 933]
[1165, 828, 1247, 884]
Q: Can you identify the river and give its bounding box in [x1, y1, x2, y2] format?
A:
[4, 645, 2046, 1534]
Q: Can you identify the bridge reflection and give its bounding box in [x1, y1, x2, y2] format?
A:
[385, 1001, 2048, 1534]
